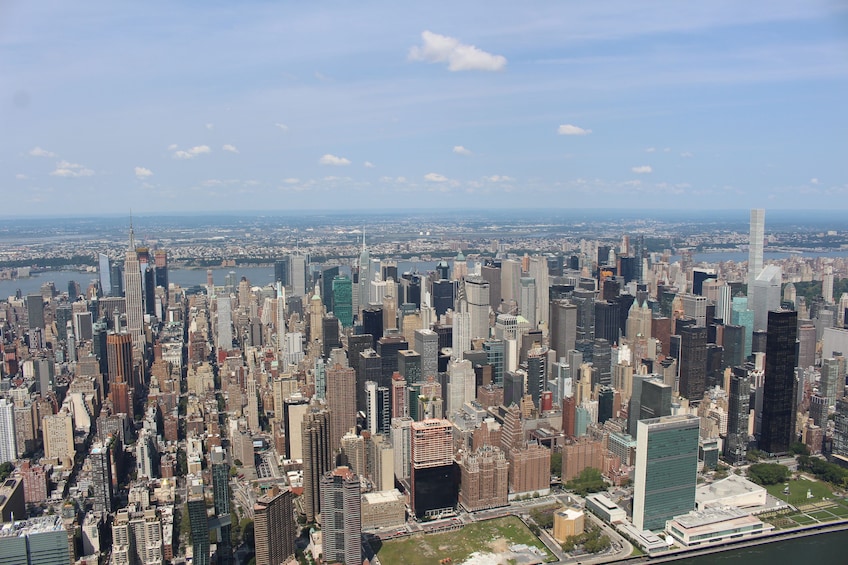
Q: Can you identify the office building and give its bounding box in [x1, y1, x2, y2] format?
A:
[465, 276, 491, 339]
[254, 487, 296, 565]
[124, 224, 145, 355]
[320, 467, 361, 565]
[0, 399, 17, 464]
[90, 442, 113, 513]
[759, 310, 798, 455]
[414, 329, 439, 380]
[365, 381, 391, 435]
[332, 275, 353, 328]
[411, 419, 457, 518]
[748, 209, 764, 286]
[0, 477, 25, 523]
[633, 415, 700, 531]
[678, 325, 707, 401]
[549, 300, 577, 357]
[0, 516, 70, 565]
[519, 277, 537, 328]
[326, 363, 357, 453]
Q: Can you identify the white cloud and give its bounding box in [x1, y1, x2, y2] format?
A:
[319, 154, 351, 166]
[173, 145, 211, 159]
[631, 165, 653, 174]
[409, 30, 507, 72]
[453, 145, 472, 155]
[51, 160, 94, 177]
[205, 123, 214, 130]
[484, 175, 514, 182]
[134, 167, 153, 179]
[558, 124, 592, 136]
[29, 146, 56, 157]
[274, 123, 289, 131]
[680, 151, 694, 158]
[222, 144, 240, 153]
[645, 147, 656, 153]
[810, 177, 820, 185]
[283, 178, 300, 184]
[167, 144, 178, 150]
[364, 161, 375, 168]
[424, 172, 448, 182]
[15, 173, 27, 180]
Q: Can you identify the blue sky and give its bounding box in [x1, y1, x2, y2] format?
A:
[1, 1, 846, 215]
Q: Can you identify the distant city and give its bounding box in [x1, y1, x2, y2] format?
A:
[1, 208, 848, 565]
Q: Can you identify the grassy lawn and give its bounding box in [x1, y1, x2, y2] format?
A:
[764, 477, 835, 506]
[374, 516, 554, 565]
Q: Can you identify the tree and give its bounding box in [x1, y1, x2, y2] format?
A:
[550, 452, 562, 478]
[747, 463, 791, 486]
[789, 442, 810, 456]
[565, 467, 607, 495]
[0, 462, 14, 481]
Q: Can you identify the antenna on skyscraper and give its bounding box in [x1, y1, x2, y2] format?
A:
[129, 210, 136, 250]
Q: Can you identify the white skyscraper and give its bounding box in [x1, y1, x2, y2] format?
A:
[749, 265, 782, 332]
[447, 359, 475, 417]
[0, 398, 17, 463]
[519, 277, 537, 329]
[276, 283, 287, 363]
[500, 259, 522, 305]
[528, 257, 550, 327]
[748, 209, 765, 285]
[290, 252, 307, 297]
[358, 232, 371, 316]
[823, 266, 834, 304]
[464, 276, 491, 339]
[216, 296, 233, 351]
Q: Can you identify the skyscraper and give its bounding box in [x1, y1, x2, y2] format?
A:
[518, 277, 537, 328]
[90, 442, 113, 513]
[187, 477, 210, 565]
[465, 276, 491, 339]
[253, 487, 296, 565]
[678, 325, 707, 401]
[320, 467, 362, 565]
[216, 296, 233, 351]
[0, 399, 17, 464]
[210, 447, 232, 565]
[633, 415, 700, 531]
[410, 419, 457, 519]
[549, 300, 577, 357]
[332, 275, 353, 328]
[326, 363, 356, 453]
[759, 310, 798, 455]
[301, 405, 332, 522]
[414, 329, 439, 380]
[124, 221, 145, 356]
[748, 209, 764, 285]
[358, 233, 371, 316]
[724, 373, 751, 465]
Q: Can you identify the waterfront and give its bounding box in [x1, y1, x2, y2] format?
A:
[669, 529, 848, 563]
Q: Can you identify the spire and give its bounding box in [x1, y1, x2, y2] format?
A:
[361, 226, 366, 252]
[128, 211, 136, 251]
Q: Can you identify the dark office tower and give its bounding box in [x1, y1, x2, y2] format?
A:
[347, 334, 371, 408]
[154, 249, 168, 290]
[143, 267, 156, 316]
[321, 265, 339, 312]
[66, 280, 78, 302]
[362, 307, 383, 347]
[274, 258, 290, 286]
[602, 279, 620, 302]
[322, 315, 341, 358]
[377, 332, 408, 385]
[302, 405, 332, 522]
[619, 256, 638, 284]
[678, 325, 708, 401]
[572, 289, 596, 342]
[526, 347, 547, 407]
[598, 386, 615, 424]
[592, 338, 612, 386]
[332, 275, 353, 328]
[640, 379, 672, 420]
[724, 374, 751, 465]
[436, 261, 450, 281]
[56, 304, 73, 341]
[432, 279, 455, 317]
[549, 300, 577, 357]
[404, 274, 422, 308]
[398, 350, 422, 384]
[26, 294, 44, 330]
[481, 263, 502, 311]
[706, 344, 724, 388]
[809, 395, 827, 428]
[321, 467, 362, 565]
[107, 332, 134, 385]
[760, 310, 798, 455]
[692, 269, 715, 296]
[110, 263, 124, 297]
[723, 324, 745, 369]
[90, 442, 113, 512]
[628, 375, 649, 436]
[503, 371, 525, 407]
[483, 338, 505, 386]
[594, 300, 620, 345]
[365, 381, 391, 434]
[254, 487, 296, 565]
[597, 245, 611, 267]
[358, 350, 382, 415]
[188, 479, 211, 565]
[326, 364, 357, 452]
[210, 448, 232, 565]
[751, 330, 767, 354]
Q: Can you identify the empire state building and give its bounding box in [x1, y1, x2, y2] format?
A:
[124, 221, 145, 357]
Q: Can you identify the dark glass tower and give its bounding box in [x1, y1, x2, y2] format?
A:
[678, 325, 707, 401]
[759, 310, 798, 455]
[724, 372, 751, 466]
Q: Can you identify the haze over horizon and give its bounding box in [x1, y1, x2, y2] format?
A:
[2, 1, 846, 215]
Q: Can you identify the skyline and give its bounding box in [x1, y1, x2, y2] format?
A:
[2, 1, 847, 214]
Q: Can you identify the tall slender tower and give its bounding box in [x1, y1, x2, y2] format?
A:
[124, 219, 145, 357]
[358, 230, 371, 317]
[748, 209, 765, 285]
[760, 310, 798, 455]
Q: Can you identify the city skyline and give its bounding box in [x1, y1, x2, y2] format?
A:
[2, 1, 846, 215]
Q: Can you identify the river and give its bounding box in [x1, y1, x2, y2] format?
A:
[668, 529, 848, 563]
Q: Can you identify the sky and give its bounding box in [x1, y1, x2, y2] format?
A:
[1, 1, 847, 216]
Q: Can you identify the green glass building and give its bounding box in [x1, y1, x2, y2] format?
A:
[633, 414, 700, 531]
[332, 275, 353, 328]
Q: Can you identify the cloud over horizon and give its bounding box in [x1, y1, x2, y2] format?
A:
[409, 31, 507, 72]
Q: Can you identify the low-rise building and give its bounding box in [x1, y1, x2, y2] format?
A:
[666, 506, 773, 547]
[552, 508, 584, 542]
[585, 493, 626, 523]
[361, 490, 406, 530]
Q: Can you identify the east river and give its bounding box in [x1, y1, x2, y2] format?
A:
[667, 529, 848, 563]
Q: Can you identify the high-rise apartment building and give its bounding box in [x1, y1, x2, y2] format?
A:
[0, 399, 17, 464]
[465, 276, 491, 339]
[457, 445, 509, 512]
[320, 467, 362, 565]
[326, 363, 356, 453]
[724, 373, 751, 465]
[253, 487, 296, 565]
[187, 477, 210, 565]
[633, 415, 700, 531]
[301, 405, 332, 522]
